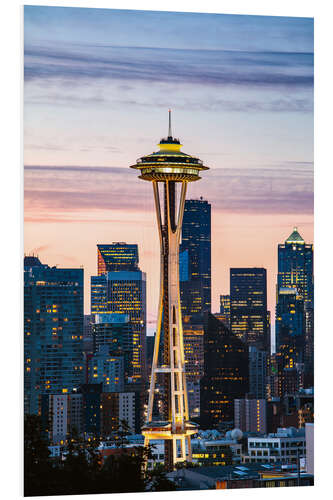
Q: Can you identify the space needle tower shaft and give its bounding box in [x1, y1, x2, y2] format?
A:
[130, 111, 209, 470]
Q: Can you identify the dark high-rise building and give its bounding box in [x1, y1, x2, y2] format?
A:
[90, 270, 146, 382]
[248, 346, 267, 400]
[180, 198, 211, 324]
[200, 313, 249, 430]
[101, 391, 140, 436]
[275, 288, 305, 351]
[230, 268, 268, 350]
[97, 243, 139, 275]
[80, 383, 102, 436]
[24, 257, 84, 415]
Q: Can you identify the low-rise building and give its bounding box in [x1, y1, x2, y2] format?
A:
[192, 437, 242, 466]
[41, 392, 83, 444]
[243, 427, 306, 465]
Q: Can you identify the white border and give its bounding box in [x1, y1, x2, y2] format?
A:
[2, 1, 332, 499]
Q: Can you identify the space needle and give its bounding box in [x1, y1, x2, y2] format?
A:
[130, 111, 209, 470]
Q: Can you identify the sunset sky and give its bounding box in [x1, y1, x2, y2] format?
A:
[24, 6, 314, 334]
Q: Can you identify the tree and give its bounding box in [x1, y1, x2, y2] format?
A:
[24, 414, 53, 496]
[97, 445, 149, 493]
[148, 463, 177, 491]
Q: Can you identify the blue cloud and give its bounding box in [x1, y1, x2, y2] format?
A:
[24, 163, 313, 216]
[24, 43, 313, 90]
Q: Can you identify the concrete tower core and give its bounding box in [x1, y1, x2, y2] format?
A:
[130, 111, 209, 470]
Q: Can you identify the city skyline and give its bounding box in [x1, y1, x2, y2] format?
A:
[23, 5, 315, 494]
[24, 6, 313, 330]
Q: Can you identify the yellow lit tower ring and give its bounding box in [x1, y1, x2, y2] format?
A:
[130, 110, 209, 471]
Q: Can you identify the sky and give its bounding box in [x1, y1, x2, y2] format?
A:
[24, 6, 314, 334]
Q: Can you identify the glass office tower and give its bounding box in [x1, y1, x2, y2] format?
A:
[230, 268, 268, 350]
[90, 270, 146, 382]
[24, 257, 84, 414]
[180, 198, 211, 324]
[277, 227, 313, 308]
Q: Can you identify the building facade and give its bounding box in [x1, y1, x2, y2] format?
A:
[244, 427, 306, 465]
[275, 288, 305, 352]
[249, 346, 268, 400]
[305, 423, 314, 474]
[180, 198, 211, 324]
[88, 345, 125, 392]
[200, 313, 249, 430]
[182, 323, 204, 419]
[101, 391, 139, 436]
[41, 392, 83, 444]
[230, 268, 268, 350]
[90, 270, 146, 382]
[219, 294, 231, 327]
[276, 227, 313, 379]
[234, 398, 267, 434]
[24, 257, 84, 415]
[277, 228, 313, 308]
[97, 243, 139, 275]
[92, 312, 133, 380]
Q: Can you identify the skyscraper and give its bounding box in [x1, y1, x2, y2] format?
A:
[276, 227, 314, 379]
[178, 198, 211, 419]
[97, 243, 139, 275]
[277, 227, 313, 308]
[130, 111, 209, 469]
[230, 268, 268, 350]
[182, 323, 204, 419]
[200, 313, 249, 430]
[24, 257, 84, 414]
[90, 271, 146, 382]
[180, 198, 211, 324]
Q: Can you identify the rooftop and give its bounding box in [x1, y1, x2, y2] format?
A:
[24, 255, 42, 267]
[285, 227, 305, 244]
[169, 462, 310, 481]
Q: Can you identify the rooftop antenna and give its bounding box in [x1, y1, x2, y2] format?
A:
[168, 109, 172, 138]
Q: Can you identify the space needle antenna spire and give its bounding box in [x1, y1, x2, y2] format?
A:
[168, 109, 172, 138]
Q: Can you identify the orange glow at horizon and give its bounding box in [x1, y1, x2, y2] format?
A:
[24, 202, 313, 330]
